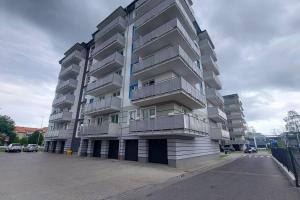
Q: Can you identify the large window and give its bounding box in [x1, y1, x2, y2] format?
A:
[142, 79, 155, 87]
[128, 110, 137, 121]
[141, 107, 156, 119]
[111, 114, 119, 124]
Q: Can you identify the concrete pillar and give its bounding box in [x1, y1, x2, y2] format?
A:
[78, 139, 88, 156]
[101, 140, 109, 158]
[118, 139, 125, 160]
[138, 139, 148, 163]
[87, 139, 94, 157]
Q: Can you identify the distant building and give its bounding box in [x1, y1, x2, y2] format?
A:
[245, 132, 267, 148]
[15, 126, 48, 139]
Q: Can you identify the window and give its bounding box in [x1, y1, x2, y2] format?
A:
[141, 107, 156, 119]
[143, 79, 155, 87]
[113, 91, 120, 97]
[128, 110, 137, 121]
[111, 114, 119, 124]
[89, 99, 94, 103]
[115, 70, 122, 75]
[97, 117, 103, 125]
[196, 60, 202, 70]
[98, 96, 105, 101]
[129, 83, 138, 99]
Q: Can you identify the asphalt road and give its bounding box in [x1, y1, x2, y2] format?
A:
[122, 154, 300, 200]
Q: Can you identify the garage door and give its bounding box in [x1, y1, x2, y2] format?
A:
[108, 140, 119, 159]
[125, 140, 138, 161]
[93, 140, 101, 157]
[148, 139, 168, 164]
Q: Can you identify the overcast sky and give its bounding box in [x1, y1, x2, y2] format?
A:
[0, 0, 299, 134]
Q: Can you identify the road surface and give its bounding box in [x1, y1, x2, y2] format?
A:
[119, 154, 300, 200]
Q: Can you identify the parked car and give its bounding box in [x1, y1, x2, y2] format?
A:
[23, 144, 38, 152]
[244, 147, 257, 153]
[5, 143, 22, 152]
[222, 145, 235, 153]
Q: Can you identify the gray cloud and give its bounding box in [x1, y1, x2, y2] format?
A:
[0, 0, 299, 133]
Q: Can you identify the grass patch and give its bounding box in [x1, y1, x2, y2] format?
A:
[220, 154, 229, 159]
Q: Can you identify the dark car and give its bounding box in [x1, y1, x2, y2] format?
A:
[222, 145, 235, 153]
[23, 144, 38, 152]
[244, 147, 257, 153]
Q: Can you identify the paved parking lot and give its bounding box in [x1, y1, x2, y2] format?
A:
[0, 152, 183, 200]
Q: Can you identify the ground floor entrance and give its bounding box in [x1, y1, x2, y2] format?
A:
[148, 139, 168, 164]
[52, 141, 57, 153]
[60, 141, 65, 154]
[93, 140, 102, 157]
[108, 140, 119, 159]
[125, 140, 138, 161]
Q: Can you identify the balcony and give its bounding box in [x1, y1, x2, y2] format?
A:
[86, 73, 123, 97]
[90, 52, 124, 78]
[131, 77, 206, 109]
[204, 70, 222, 90]
[59, 64, 80, 80]
[60, 50, 82, 67]
[134, 0, 196, 39]
[210, 126, 230, 140]
[225, 104, 243, 112]
[129, 114, 208, 137]
[230, 128, 246, 137]
[85, 97, 121, 116]
[78, 123, 120, 138]
[230, 137, 246, 144]
[52, 94, 75, 108]
[45, 129, 73, 139]
[94, 16, 126, 43]
[49, 111, 72, 122]
[228, 120, 246, 129]
[199, 39, 217, 61]
[56, 79, 78, 94]
[132, 45, 202, 84]
[207, 107, 227, 122]
[205, 88, 224, 106]
[201, 55, 219, 75]
[133, 18, 200, 60]
[226, 112, 244, 120]
[92, 33, 125, 61]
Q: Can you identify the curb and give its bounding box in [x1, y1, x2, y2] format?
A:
[272, 156, 297, 187]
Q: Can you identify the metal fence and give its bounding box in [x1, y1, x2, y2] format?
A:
[271, 147, 300, 187]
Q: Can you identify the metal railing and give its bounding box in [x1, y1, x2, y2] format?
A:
[86, 73, 123, 93]
[271, 147, 300, 187]
[90, 52, 124, 74]
[85, 96, 121, 114]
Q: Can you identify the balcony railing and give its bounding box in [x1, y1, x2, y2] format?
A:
[52, 94, 75, 108]
[61, 50, 82, 67]
[129, 114, 208, 136]
[201, 55, 219, 75]
[133, 18, 200, 58]
[205, 88, 224, 106]
[56, 79, 78, 93]
[225, 104, 243, 112]
[94, 16, 126, 42]
[207, 107, 227, 122]
[135, 0, 196, 37]
[132, 45, 202, 82]
[78, 123, 120, 137]
[90, 52, 124, 78]
[210, 126, 230, 140]
[226, 112, 244, 120]
[204, 70, 222, 90]
[45, 129, 73, 139]
[92, 33, 125, 60]
[199, 39, 217, 61]
[59, 64, 80, 80]
[131, 77, 206, 109]
[85, 96, 121, 115]
[49, 111, 72, 122]
[86, 73, 123, 96]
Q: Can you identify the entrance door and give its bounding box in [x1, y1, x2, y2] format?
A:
[93, 140, 102, 157]
[108, 140, 119, 159]
[52, 141, 57, 153]
[60, 141, 65, 154]
[125, 140, 138, 161]
[148, 139, 168, 164]
[45, 141, 50, 152]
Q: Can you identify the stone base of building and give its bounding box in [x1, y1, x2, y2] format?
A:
[168, 153, 220, 168]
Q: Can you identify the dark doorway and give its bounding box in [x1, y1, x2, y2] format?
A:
[125, 140, 138, 161]
[108, 140, 119, 159]
[52, 141, 57, 153]
[60, 141, 65, 154]
[148, 139, 168, 164]
[45, 141, 50, 152]
[93, 140, 102, 157]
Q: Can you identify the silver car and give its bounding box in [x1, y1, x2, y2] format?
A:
[5, 143, 22, 152]
[23, 144, 38, 152]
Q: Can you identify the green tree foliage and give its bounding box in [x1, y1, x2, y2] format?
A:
[20, 137, 28, 146]
[28, 131, 44, 145]
[0, 115, 16, 144]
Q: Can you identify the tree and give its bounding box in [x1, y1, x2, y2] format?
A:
[0, 115, 16, 144]
[28, 131, 44, 145]
[20, 137, 28, 146]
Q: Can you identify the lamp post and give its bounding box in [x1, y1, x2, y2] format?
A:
[37, 116, 44, 146]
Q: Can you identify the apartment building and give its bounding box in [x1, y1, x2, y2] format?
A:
[45, 0, 229, 167]
[223, 94, 246, 151]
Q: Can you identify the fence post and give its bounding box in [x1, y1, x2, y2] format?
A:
[288, 148, 299, 187]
